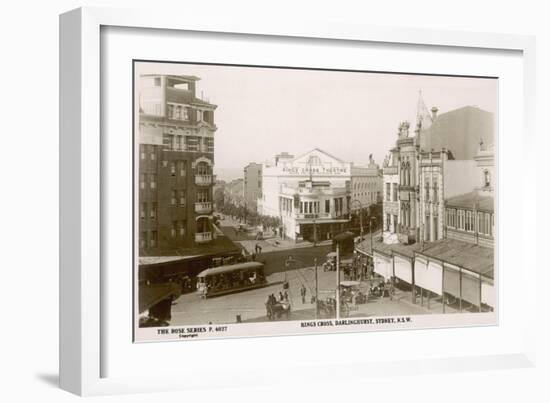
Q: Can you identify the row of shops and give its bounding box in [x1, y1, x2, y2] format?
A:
[138, 233, 244, 324]
[356, 236, 494, 312]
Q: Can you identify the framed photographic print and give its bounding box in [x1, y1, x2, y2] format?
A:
[60, 7, 537, 396]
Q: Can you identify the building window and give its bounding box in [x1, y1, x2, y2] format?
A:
[196, 110, 202, 122]
[140, 173, 146, 190]
[154, 77, 161, 86]
[446, 209, 454, 228]
[180, 161, 186, 177]
[187, 136, 199, 152]
[484, 170, 491, 188]
[465, 210, 474, 232]
[175, 136, 182, 151]
[207, 138, 214, 153]
[433, 178, 438, 202]
[170, 162, 176, 176]
[425, 213, 430, 240]
[197, 189, 209, 203]
[179, 190, 186, 206]
[169, 135, 176, 151]
[140, 232, 147, 249]
[197, 162, 209, 175]
[140, 203, 146, 219]
[150, 174, 157, 189]
[386, 213, 390, 231]
[325, 199, 330, 214]
[150, 202, 157, 219]
[179, 223, 185, 237]
[425, 179, 430, 201]
[386, 183, 390, 201]
[458, 210, 465, 230]
[392, 183, 398, 202]
[140, 145, 145, 160]
[171, 221, 177, 238]
[150, 231, 157, 248]
[150, 148, 155, 160]
[171, 190, 177, 205]
[401, 160, 411, 186]
[452, 209, 457, 228]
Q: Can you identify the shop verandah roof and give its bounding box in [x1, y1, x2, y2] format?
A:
[357, 235, 494, 279]
[419, 238, 494, 279]
[446, 191, 494, 212]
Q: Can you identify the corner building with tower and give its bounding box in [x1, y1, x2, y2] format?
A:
[138, 74, 217, 255]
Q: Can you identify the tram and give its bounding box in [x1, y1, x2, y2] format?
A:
[196, 261, 267, 298]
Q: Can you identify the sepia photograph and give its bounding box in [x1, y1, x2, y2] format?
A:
[133, 60, 497, 342]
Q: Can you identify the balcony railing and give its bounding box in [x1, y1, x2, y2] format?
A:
[195, 174, 213, 186]
[195, 202, 213, 214]
[195, 231, 212, 243]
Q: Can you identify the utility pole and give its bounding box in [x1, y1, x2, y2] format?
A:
[370, 217, 375, 278]
[284, 256, 291, 284]
[336, 243, 340, 319]
[313, 201, 317, 247]
[314, 258, 319, 319]
[360, 208, 364, 241]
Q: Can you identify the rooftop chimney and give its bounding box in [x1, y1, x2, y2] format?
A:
[431, 106, 438, 121]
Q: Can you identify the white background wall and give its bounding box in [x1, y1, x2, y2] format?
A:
[0, 1, 547, 402]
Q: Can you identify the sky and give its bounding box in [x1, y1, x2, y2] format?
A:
[136, 62, 497, 181]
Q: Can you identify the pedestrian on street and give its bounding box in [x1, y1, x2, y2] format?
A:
[279, 291, 284, 301]
[300, 285, 307, 304]
[284, 290, 289, 301]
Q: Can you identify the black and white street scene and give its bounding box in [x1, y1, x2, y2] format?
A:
[134, 61, 496, 341]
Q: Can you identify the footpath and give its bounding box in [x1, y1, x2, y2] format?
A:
[219, 215, 332, 254]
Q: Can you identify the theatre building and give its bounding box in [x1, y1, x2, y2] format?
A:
[258, 148, 354, 241]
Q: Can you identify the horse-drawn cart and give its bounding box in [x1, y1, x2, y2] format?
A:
[266, 300, 291, 320]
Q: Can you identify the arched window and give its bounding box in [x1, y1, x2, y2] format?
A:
[484, 170, 491, 188]
[307, 155, 322, 166]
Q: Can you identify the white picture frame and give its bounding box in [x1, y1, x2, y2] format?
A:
[59, 6, 537, 396]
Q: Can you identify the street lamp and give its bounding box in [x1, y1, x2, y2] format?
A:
[303, 260, 319, 319]
[369, 216, 376, 278]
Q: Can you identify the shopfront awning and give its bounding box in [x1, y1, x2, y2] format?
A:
[139, 282, 181, 313]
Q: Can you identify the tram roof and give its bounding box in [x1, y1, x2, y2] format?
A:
[197, 261, 264, 277]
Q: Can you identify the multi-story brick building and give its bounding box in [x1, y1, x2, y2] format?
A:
[243, 162, 262, 213]
[350, 154, 382, 212]
[138, 74, 217, 255]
